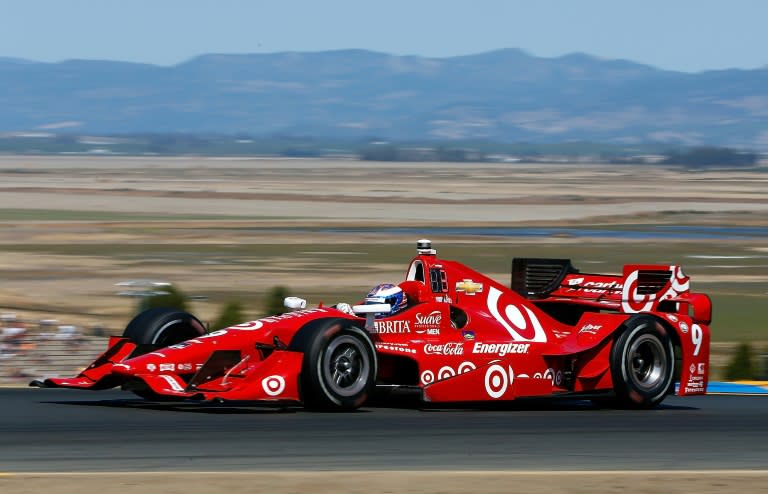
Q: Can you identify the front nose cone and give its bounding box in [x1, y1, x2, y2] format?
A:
[110, 362, 135, 375]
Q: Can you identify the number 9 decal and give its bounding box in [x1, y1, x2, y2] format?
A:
[691, 324, 703, 357]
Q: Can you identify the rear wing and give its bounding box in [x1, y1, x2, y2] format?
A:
[512, 258, 706, 318]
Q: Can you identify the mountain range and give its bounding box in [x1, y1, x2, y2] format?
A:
[1, 49, 767, 149]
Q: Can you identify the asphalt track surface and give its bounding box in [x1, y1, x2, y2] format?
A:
[1, 388, 766, 472]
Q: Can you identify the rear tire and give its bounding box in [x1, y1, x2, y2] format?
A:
[607, 316, 674, 409]
[297, 319, 377, 411]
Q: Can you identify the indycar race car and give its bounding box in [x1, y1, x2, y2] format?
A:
[32, 239, 711, 410]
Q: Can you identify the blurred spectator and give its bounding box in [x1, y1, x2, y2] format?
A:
[1, 314, 28, 358]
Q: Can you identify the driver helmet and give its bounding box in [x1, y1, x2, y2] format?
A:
[365, 283, 408, 317]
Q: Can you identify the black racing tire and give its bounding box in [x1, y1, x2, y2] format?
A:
[122, 308, 206, 350]
[606, 315, 675, 409]
[296, 319, 377, 411]
[121, 308, 207, 400]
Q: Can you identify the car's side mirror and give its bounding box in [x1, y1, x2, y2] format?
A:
[284, 297, 307, 310]
[352, 304, 391, 314]
[353, 304, 391, 332]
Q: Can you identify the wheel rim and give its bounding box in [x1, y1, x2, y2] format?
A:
[627, 334, 668, 391]
[322, 335, 370, 397]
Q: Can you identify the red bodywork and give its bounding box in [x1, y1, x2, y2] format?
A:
[38, 246, 711, 404]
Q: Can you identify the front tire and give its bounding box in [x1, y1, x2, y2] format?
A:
[297, 319, 377, 411]
[122, 308, 206, 350]
[608, 316, 674, 409]
[121, 308, 207, 400]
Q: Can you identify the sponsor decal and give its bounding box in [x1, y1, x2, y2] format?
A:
[232, 321, 264, 330]
[417, 328, 439, 335]
[261, 375, 286, 397]
[415, 310, 442, 335]
[169, 342, 191, 349]
[423, 342, 464, 356]
[684, 373, 706, 393]
[671, 266, 690, 292]
[679, 321, 689, 333]
[698, 363, 706, 375]
[578, 323, 602, 334]
[484, 364, 514, 399]
[689, 363, 696, 374]
[457, 361, 476, 374]
[146, 363, 157, 372]
[199, 329, 228, 339]
[545, 368, 554, 383]
[438, 366, 455, 380]
[621, 265, 689, 314]
[420, 370, 435, 385]
[555, 371, 563, 387]
[177, 363, 193, 372]
[375, 343, 416, 354]
[462, 330, 476, 340]
[621, 270, 655, 313]
[486, 287, 547, 342]
[160, 375, 185, 392]
[372, 320, 411, 334]
[421, 362, 477, 385]
[198, 309, 328, 336]
[568, 278, 623, 294]
[159, 363, 175, 372]
[258, 308, 327, 325]
[472, 342, 530, 356]
[666, 314, 679, 323]
[534, 368, 555, 383]
[455, 279, 484, 295]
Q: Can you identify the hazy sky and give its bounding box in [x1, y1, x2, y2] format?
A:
[3, 0, 767, 72]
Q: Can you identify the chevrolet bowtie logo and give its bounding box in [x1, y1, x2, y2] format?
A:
[455, 279, 483, 295]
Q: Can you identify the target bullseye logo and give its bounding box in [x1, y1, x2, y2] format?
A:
[544, 368, 554, 384]
[458, 361, 476, 374]
[420, 370, 435, 385]
[621, 270, 655, 313]
[486, 287, 547, 342]
[484, 364, 514, 399]
[438, 366, 455, 381]
[671, 266, 690, 291]
[233, 320, 264, 330]
[621, 266, 688, 314]
[261, 375, 286, 396]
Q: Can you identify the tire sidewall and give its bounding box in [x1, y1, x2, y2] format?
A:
[299, 319, 377, 411]
[610, 316, 674, 408]
[122, 308, 206, 349]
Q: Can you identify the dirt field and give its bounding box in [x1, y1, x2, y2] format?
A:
[0, 155, 766, 335]
[1, 156, 767, 222]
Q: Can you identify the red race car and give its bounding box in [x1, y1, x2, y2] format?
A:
[32, 240, 711, 410]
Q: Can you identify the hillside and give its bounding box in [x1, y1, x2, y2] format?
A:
[1, 49, 767, 148]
